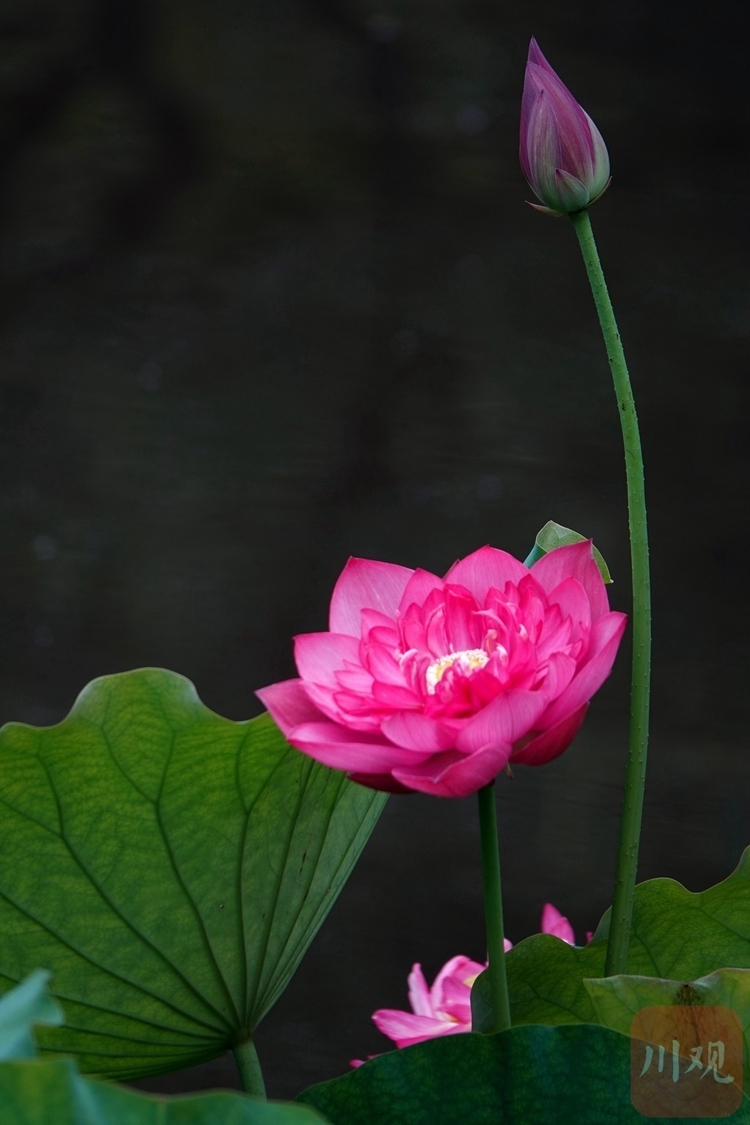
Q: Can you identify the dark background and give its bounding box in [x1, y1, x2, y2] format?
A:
[1, 0, 748, 1101]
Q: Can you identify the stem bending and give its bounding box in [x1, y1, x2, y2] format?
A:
[569, 208, 651, 978]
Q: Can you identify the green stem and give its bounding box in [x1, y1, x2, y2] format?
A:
[233, 1037, 266, 1099]
[569, 208, 651, 978]
[477, 783, 511, 1032]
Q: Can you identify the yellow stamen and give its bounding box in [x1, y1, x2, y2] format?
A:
[425, 649, 489, 694]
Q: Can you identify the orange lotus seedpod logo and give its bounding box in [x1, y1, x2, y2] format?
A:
[630, 997, 743, 1118]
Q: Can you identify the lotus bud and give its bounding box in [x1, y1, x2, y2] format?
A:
[520, 38, 611, 215]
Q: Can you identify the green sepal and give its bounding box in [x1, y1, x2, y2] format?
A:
[523, 520, 612, 583]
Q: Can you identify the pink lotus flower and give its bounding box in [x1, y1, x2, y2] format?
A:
[540, 902, 576, 945]
[371, 955, 488, 1050]
[364, 903, 583, 1053]
[520, 38, 611, 215]
[258, 542, 626, 798]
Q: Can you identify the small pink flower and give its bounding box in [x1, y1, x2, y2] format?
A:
[520, 38, 611, 215]
[361, 903, 582, 1057]
[371, 955, 490, 1049]
[258, 542, 626, 798]
[541, 902, 576, 945]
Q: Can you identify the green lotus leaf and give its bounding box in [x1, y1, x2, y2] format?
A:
[298, 1023, 750, 1124]
[473, 848, 750, 1031]
[584, 967, 750, 1064]
[0, 971, 63, 1061]
[0, 669, 386, 1080]
[0, 972, 330, 1124]
[0, 1058, 330, 1125]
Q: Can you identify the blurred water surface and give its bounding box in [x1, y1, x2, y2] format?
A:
[0, 0, 749, 1099]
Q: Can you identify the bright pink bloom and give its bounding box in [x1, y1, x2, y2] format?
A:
[258, 542, 626, 798]
[520, 38, 611, 215]
[541, 902, 576, 945]
[362, 902, 583, 1056]
[371, 955, 489, 1049]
